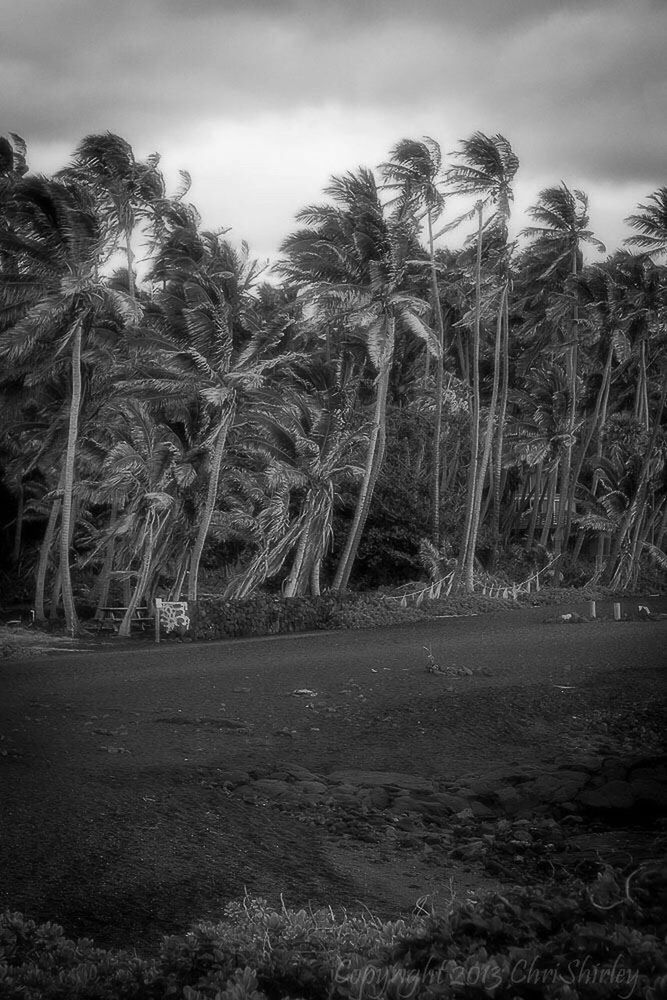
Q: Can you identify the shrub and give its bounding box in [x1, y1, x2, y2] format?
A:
[2, 869, 666, 998]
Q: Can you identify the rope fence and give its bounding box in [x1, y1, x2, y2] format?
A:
[384, 557, 558, 608]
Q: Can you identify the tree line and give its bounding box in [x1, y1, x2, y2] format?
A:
[0, 131, 665, 634]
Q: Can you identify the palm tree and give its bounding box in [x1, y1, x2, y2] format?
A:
[381, 137, 449, 543]
[137, 213, 294, 602]
[445, 133, 519, 589]
[521, 183, 605, 569]
[624, 187, 667, 259]
[62, 133, 166, 298]
[280, 167, 438, 591]
[0, 175, 139, 632]
[234, 361, 367, 597]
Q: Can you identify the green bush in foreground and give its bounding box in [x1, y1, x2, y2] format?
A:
[1, 865, 666, 998]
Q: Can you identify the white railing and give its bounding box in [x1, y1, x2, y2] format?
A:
[384, 557, 558, 608]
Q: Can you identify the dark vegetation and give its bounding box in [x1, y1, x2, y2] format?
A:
[2, 871, 666, 999]
[0, 132, 665, 637]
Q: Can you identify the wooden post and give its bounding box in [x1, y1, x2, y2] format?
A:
[588, 600, 596, 619]
[613, 602, 622, 621]
[155, 598, 161, 644]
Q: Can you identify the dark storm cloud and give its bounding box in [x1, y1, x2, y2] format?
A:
[2, 0, 665, 208]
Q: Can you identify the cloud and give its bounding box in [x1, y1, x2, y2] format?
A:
[3, 0, 664, 256]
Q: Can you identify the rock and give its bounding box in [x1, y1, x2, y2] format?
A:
[282, 762, 325, 782]
[494, 785, 525, 814]
[561, 755, 603, 773]
[359, 787, 391, 810]
[578, 780, 635, 811]
[467, 800, 495, 818]
[252, 778, 292, 800]
[627, 757, 667, 785]
[391, 794, 419, 814]
[329, 789, 360, 807]
[523, 770, 589, 804]
[327, 769, 434, 793]
[597, 760, 630, 782]
[428, 792, 469, 815]
[215, 768, 250, 786]
[295, 780, 328, 796]
[630, 777, 667, 810]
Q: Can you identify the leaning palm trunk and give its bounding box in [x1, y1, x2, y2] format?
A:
[93, 499, 120, 617]
[118, 520, 159, 637]
[553, 249, 580, 572]
[463, 283, 507, 589]
[59, 319, 84, 634]
[187, 403, 235, 603]
[34, 469, 65, 621]
[12, 483, 24, 566]
[283, 509, 315, 599]
[458, 203, 484, 591]
[427, 213, 447, 545]
[333, 324, 394, 592]
[491, 290, 510, 566]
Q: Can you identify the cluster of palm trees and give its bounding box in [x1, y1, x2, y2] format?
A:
[0, 131, 665, 633]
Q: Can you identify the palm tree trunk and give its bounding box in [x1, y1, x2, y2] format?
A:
[34, 471, 65, 621]
[125, 229, 135, 300]
[333, 327, 394, 592]
[283, 504, 314, 599]
[553, 247, 580, 571]
[491, 290, 510, 568]
[427, 212, 446, 545]
[187, 402, 234, 603]
[60, 317, 84, 634]
[118, 522, 156, 637]
[459, 202, 484, 590]
[463, 282, 506, 588]
[11, 483, 24, 566]
[94, 499, 119, 617]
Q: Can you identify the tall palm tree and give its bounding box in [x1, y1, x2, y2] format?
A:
[381, 137, 449, 543]
[521, 183, 605, 569]
[0, 175, 139, 632]
[136, 214, 294, 602]
[445, 132, 519, 589]
[62, 133, 166, 298]
[280, 167, 438, 591]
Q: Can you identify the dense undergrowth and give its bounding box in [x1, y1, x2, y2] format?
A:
[2, 865, 666, 999]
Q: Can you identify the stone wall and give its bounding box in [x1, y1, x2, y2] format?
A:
[191, 592, 361, 640]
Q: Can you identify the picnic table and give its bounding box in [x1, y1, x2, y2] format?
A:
[95, 607, 154, 632]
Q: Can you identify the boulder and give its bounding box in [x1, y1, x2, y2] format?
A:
[629, 777, 667, 810]
[295, 780, 328, 796]
[252, 778, 292, 800]
[523, 770, 589, 804]
[578, 780, 635, 811]
[327, 770, 434, 793]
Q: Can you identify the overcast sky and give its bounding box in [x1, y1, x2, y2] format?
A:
[3, 0, 665, 267]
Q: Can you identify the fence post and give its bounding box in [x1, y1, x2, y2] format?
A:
[588, 600, 596, 619]
[155, 599, 161, 644]
[613, 602, 622, 621]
